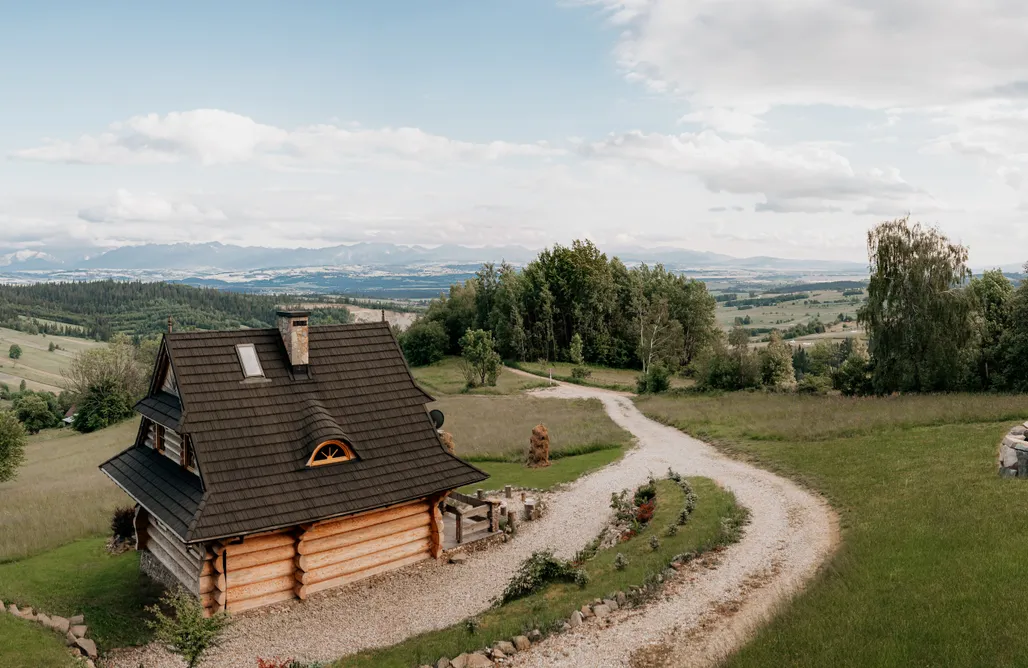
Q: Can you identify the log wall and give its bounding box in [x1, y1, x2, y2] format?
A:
[198, 498, 440, 614]
[145, 516, 206, 595]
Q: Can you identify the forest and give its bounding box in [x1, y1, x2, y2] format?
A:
[0, 280, 349, 340]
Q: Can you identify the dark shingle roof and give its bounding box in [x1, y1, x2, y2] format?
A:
[101, 444, 203, 539]
[102, 321, 486, 542]
[135, 391, 182, 431]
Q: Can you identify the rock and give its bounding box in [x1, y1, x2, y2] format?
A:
[450, 655, 469, 668]
[74, 637, 98, 659]
[449, 553, 468, 565]
[513, 635, 531, 651]
[492, 649, 506, 660]
[604, 598, 619, 612]
[85, 661, 95, 668]
[71, 625, 87, 638]
[616, 591, 627, 605]
[569, 611, 583, 628]
[465, 654, 493, 668]
[36, 613, 51, 627]
[1001, 466, 1019, 478]
[1012, 426, 1028, 436]
[528, 629, 542, 642]
[593, 604, 611, 618]
[495, 640, 517, 655]
[580, 605, 593, 618]
[17, 606, 32, 618]
[436, 658, 452, 668]
[561, 622, 571, 632]
[69, 614, 84, 625]
[65, 630, 76, 646]
[1000, 443, 1019, 468]
[51, 616, 70, 633]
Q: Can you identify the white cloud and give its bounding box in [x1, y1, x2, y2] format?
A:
[12, 109, 563, 167]
[78, 190, 227, 224]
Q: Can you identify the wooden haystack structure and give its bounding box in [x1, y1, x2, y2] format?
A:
[100, 312, 487, 614]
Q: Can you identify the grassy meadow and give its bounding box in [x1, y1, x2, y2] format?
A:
[0, 420, 137, 562]
[411, 356, 548, 396]
[338, 477, 744, 668]
[515, 360, 693, 392]
[0, 326, 99, 393]
[637, 392, 1028, 667]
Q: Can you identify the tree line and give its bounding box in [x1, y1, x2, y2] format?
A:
[399, 240, 721, 381]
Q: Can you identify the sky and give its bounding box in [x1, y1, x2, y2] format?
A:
[2, 0, 1028, 265]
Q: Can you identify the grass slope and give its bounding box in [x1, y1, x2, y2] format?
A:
[411, 357, 547, 396]
[0, 538, 160, 653]
[337, 477, 743, 668]
[0, 420, 137, 562]
[0, 614, 77, 668]
[637, 392, 1028, 667]
[0, 326, 99, 393]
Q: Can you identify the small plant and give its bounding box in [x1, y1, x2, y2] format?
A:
[501, 551, 584, 604]
[610, 490, 634, 523]
[635, 499, 655, 524]
[146, 588, 231, 668]
[465, 617, 480, 635]
[574, 569, 590, 588]
[111, 506, 136, 543]
[633, 481, 656, 507]
[666, 468, 682, 483]
[665, 524, 678, 537]
[570, 366, 591, 380]
[48, 341, 56, 353]
[649, 535, 660, 551]
[613, 553, 628, 571]
[676, 509, 689, 526]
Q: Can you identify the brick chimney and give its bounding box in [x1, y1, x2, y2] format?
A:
[277, 310, 310, 367]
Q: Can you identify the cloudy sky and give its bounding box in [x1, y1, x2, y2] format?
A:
[3, 1, 1028, 264]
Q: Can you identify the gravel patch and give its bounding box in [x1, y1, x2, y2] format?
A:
[107, 379, 837, 668]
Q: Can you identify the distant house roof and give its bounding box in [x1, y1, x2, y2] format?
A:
[101, 321, 486, 543]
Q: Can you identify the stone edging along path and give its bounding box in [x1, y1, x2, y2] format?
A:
[109, 376, 838, 668]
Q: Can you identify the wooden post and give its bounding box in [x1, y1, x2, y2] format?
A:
[133, 505, 149, 551]
[504, 485, 512, 499]
[293, 528, 308, 600]
[429, 494, 445, 559]
[476, 489, 484, 501]
[524, 499, 536, 521]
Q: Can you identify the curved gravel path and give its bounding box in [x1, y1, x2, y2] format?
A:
[108, 380, 837, 668]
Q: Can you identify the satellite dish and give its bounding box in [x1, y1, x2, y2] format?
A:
[429, 409, 445, 429]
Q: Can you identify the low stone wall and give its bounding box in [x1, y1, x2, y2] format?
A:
[998, 422, 1028, 476]
[0, 598, 96, 665]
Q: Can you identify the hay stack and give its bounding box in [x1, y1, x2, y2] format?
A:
[439, 430, 456, 455]
[528, 424, 551, 468]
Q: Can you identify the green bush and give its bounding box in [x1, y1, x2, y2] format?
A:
[146, 588, 231, 668]
[500, 551, 584, 604]
[0, 410, 27, 483]
[8, 344, 22, 360]
[637, 362, 671, 394]
[797, 374, 834, 395]
[72, 378, 135, 433]
[399, 319, 449, 367]
[458, 329, 502, 388]
[13, 394, 57, 434]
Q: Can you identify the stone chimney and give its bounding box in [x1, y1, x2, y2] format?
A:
[277, 310, 310, 367]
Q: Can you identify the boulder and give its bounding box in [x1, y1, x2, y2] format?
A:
[580, 605, 593, 618]
[491, 649, 506, 660]
[528, 629, 542, 642]
[495, 640, 517, 655]
[561, 622, 571, 632]
[71, 625, 87, 639]
[593, 604, 611, 618]
[1001, 443, 1019, 468]
[615, 591, 627, 606]
[604, 598, 619, 612]
[51, 616, 70, 633]
[1012, 426, 1028, 436]
[18, 606, 33, 618]
[569, 611, 583, 628]
[36, 613, 51, 627]
[513, 635, 531, 651]
[449, 553, 468, 565]
[466, 654, 493, 668]
[527, 424, 551, 468]
[450, 655, 469, 668]
[436, 658, 452, 668]
[65, 630, 76, 646]
[69, 614, 84, 625]
[74, 638, 98, 660]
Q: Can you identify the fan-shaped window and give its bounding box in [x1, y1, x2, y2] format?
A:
[307, 440, 355, 467]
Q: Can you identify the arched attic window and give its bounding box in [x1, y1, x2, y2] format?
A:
[307, 440, 355, 467]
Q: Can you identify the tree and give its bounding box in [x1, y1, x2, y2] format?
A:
[458, 329, 502, 388]
[146, 588, 231, 668]
[965, 269, 1013, 390]
[47, 341, 56, 353]
[14, 394, 56, 434]
[8, 344, 21, 360]
[0, 411, 27, 483]
[63, 334, 148, 403]
[760, 331, 795, 388]
[834, 337, 873, 396]
[859, 217, 974, 393]
[636, 298, 684, 374]
[569, 333, 585, 366]
[399, 319, 449, 366]
[72, 378, 134, 433]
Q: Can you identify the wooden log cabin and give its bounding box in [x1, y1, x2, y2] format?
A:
[100, 312, 487, 614]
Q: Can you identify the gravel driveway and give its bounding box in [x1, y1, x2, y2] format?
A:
[107, 379, 837, 668]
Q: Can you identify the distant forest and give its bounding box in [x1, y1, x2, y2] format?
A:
[0, 280, 349, 340]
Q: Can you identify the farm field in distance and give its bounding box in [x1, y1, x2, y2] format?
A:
[711, 284, 866, 344]
[0, 327, 100, 394]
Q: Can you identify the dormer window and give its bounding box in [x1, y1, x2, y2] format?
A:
[236, 343, 264, 378]
[307, 440, 355, 467]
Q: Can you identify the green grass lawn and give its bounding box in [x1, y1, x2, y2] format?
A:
[0, 538, 160, 656]
[337, 477, 744, 668]
[0, 614, 77, 668]
[411, 356, 548, 396]
[458, 447, 624, 494]
[431, 395, 632, 461]
[0, 419, 137, 562]
[637, 392, 1028, 667]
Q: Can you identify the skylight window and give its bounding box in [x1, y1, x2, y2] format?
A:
[236, 343, 264, 378]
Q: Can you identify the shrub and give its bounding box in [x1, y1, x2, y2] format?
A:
[633, 480, 657, 506]
[571, 366, 591, 381]
[666, 468, 682, 483]
[398, 319, 449, 367]
[458, 329, 502, 388]
[610, 490, 635, 524]
[569, 332, 585, 366]
[649, 535, 660, 551]
[574, 569, 590, 588]
[0, 383, 9, 400]
[613, 553, 628, 571]
[48, 341, 56, 353]
[111, 506, 136, 543]
[8, 344, 22, 360]
[146, 588, 231, 668]
[665, 524, 678, 537]
[13, 393, 57, 434]
[677, 509, 689, 526]
[636, 362, 671, 394]
[0, 410, 27, 483]
[500, 551, 584, 604]
[796, 374, 833, 395]
[635, 500, 655, 524]
[72, 378, 134, 433]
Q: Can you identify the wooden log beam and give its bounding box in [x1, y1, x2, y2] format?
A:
[213, 531, 294, 557]
[296, 537, 430, 586]
[226, 588, 296, 614]
[295, 552, 430, 599]
[297, 512, 428, 556]
[215, 544, 296, 573]
[217, 558, 295, 590]
[149, 523, 203, 573]
[199, 575, 217, 595]
[301, 501, 427, 541]
[226, 575, 295, 604]
[147, 542, 200, 595]
[296, 525, 431, 572]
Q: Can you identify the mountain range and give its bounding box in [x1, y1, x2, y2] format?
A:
[0, 242, 868, 273]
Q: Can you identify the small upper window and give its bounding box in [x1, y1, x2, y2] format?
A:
[307, 440, 355, 467]
[236, 343, 264, 378]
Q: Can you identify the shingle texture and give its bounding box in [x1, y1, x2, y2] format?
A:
[101, 321, 487, 542]
[101, 445, 203, 538]
[135, 391, 182, 431]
